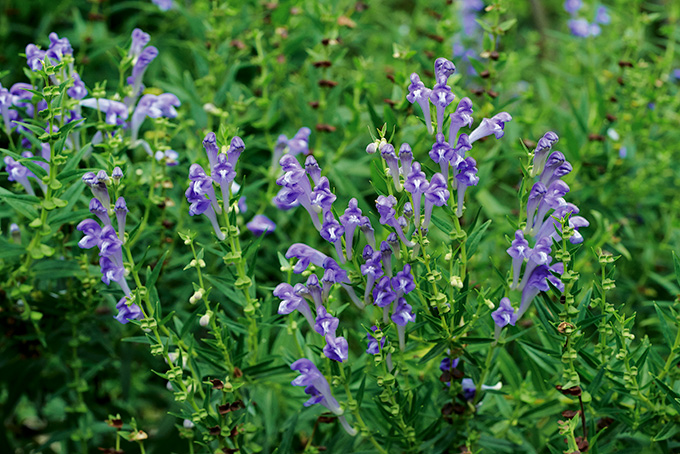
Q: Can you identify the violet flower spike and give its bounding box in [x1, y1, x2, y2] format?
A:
[376, 195, 415, 247]
[392, 297, 416, 351]
[507, 230, 531, 289]
[531, 131, 559, 177]
[275, 283, 315, 327]
[403, 162, 430, 228]
[320, 212, 346, 263]
[423, 173, 449, 229]
[468, 112, 512, 143]
[429, 133, 454, 181]
[454, 157, 479, 217]
[406, 73, 433, 134]
[339, 198, 362, 261]
[518, 264, 564, 319]
[380, 143, 402, 192]
[399, 143, 413, 178]
[448, 97, 474, 147]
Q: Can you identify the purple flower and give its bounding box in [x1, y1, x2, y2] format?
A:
[285, 243, 328, 273]
[564, 0, 583, 14]
[531, 131, 559, 177]
[507, 230, 531, 289]
[185, 184, 224, 241]
[568, 18, 591, 37]
[429, 133, 454, 181]
[305, 274, 323, 309]
[291, 358, 343, 415]
[324, 335, 349, 362]
[380, 241, 393, 277]
[305, 155, 321, 185]
[406, 73, 433, 134]
[440, 357, 459, 373]
[77, 219, 102, 249]
[492, 297, 517, 328]
[454, 157, 479, 217]
[533, 180, 570, 233]
[448, 97, 474, 147]
[392, 297, 415, 351]
[275, 283, 314, 327]
[83, 171, 111, 210]
[339, 198, 362, 261]
[392, 264, 415, 296]
[404, 162, 429, 228]
[313, 306, 339, 336]
[526, 182, 547, 232]
[399, 143, 413, 177]
[152, 0, 173, 10]
[3, 156, 34, 195]
[67, 73, 88, 100]
[320, 212, 345, 261]
[359, 216, 376, 249]
[129, 28, 151, 61]
[202, 132, 219, 172]
[518, 264, 564, 319]
[310, 176, 336, 220]
[361, 250, 383, 304]
[26, 44, 46, 71]
[99, 226, 123, 258]
[227, 136, 246, 168]
[595, 6, 610, 24]
[423, 173, 449, 228]
[366, 326, 386, 355]
[372, 276, 396, 308]
[80, 98, 128, 126]
[539, 151, 566, 184]
[468, 112, 512, 143]
[430, 83, 456, 135]
[127, 46, 158, 98]
[376, 195, 415, 248]
[288, 127, 311, 155]
[90, 197, 111, 226]
[114, 197, 128, 239]
[100, 256, 124, 285]
[189, 164, 221, 215]
[380, 143, 402, 192]
[246, 214, 276, 236]
[115, 296, 143, 324]
[461, 378, 476, 400]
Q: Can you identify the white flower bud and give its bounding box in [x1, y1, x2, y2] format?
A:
[200, 313, 211, 327]
[183, 419, 194, 429]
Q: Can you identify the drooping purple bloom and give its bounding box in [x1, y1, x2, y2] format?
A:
[518, 264, 564, 319]
[290, 358, 343, 415]
[392, 297, 415, 351]
[366, 326, 386, 354]
[77, 219, 102, 249]
[114, 197, 128, 240]
[423, 173, 449, 228]
[323, 335, 349, 363]
[531, 131, 559, 177]
[359, 216, 375, 249]
[83, 171, 111, 210]
[392, 264, 416, 296]
[429, 133, 454, 181]
[246, 214, 276, 236]
[115, 296, 143, 324]
[492, 297, 517, 328]
[376, 195, 415, 247]
[564, 0, 583, 14]
[339, 198, 362, 261]
[305, 155, 322, 185]
[448, 97, 474, 147]
[90, 197, 111, 226]
[285, 243, 328, 274]
[399, 143, 413, 178]
[468, 112, 512, 143]
[406, 73, 433, 134]
[507, 230, 531, 289]
[380, 143, 402, 192]
[404, 162, 429, 228]
[275, 283, 315, 327]
[361, 250, 383, 304]
[320, 212, 345, 262]
[454, 157, 479, 217]
[288, 127, 311, 155]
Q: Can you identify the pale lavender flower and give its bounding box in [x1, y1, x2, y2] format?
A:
[392, 297, 415, 351]
[67, 73, 88, 100]
[152, 0, 173, 11]
[76, 219, 102, 249]
[127, 46, 158, 99]
[80, 98, 128, 126]
[359, 216, 376, 249]
[290, 359, 343, 416]
[595, 6, 610, 24]
[518, 264, 564, 319]
[227, 136, 245, 168]
[399, 143, 413, 177]
[26, 44, 46, 71]
[3, 157, 34, 195]
[564, 0, 582, 14]
[492, 297, 517, 340]
[114, 197, 128, 240]
[376, 195, 415, 247]
[288, 127, 311, 155]
[531, 131, 559, 177]
[461, 378, 476, 400]
[90, 197, 111, 226]
[129, 28, 151, 62]
[361, 249, 383, 304]
[324, 335, 349, 362]
[525, 182, 547, 232]
[568, 18, 591, 37]
[203, 132, 219, 172]
[83, 171, 111, 210]
[305, 155, 321, 185]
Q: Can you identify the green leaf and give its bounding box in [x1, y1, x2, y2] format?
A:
[418, 341, 448, 365]
[466, 219, 492, 257]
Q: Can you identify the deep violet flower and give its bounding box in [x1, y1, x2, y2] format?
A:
[518, 264, 564, 319]
[531, 131, 559, 177]
[492, 297, 517, 340]
[448, 97, 474, 147]
[423, 173, 449, 228]
[399, 143, 413, 177]
[429, 133, 454, 181]
[507, 230, 531, 289]
[468, 112, 512, 143]
[454, 157, 479, 217]
[359, 216, 376, 249]
[114, 197, 128, 240]
[246, 214, 276, 236]
[115, 296, 143, 324]
[380, 143, 402, 192]
[376, 195, 415, 247]
[76, 219, 102, 249]
[391, 264, 416, 296]
[361, 250, 383, 304]
[320, 212, 345, 262]
[285, 243, 328, 274]
[392, 297, 416, 351]
[90, 197, 111, 226]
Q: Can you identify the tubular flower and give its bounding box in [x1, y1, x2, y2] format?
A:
[468, 112, 512, 143]
[392, 298, 416, 351]
[531, 131, 559, 177]
[406, 73, 433, 134]
[320, 212, 345, 262]
[507, 230, 531, 289]
[454, 157, 479, 217]
[403, 162, 430, 228]
[376, 195, 415, 247]
[429, 133, 454, 181]
[275, 283, 315, 327]
[339, 198, 362, 261]
[380, 143, 402, 192]
[448, 97, 474, 147]
[246, 214, 276, 236]
[423, 173, 450, 228]
[492, 297, 518, 340]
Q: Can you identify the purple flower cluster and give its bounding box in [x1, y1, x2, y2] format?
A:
[185, 133, 253, 241]
[504, 132, 589, 322]
[565, 2, 611, 38]
[78, 169, 140, 324]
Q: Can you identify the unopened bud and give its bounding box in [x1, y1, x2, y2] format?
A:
[200, 312, 211, 327]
